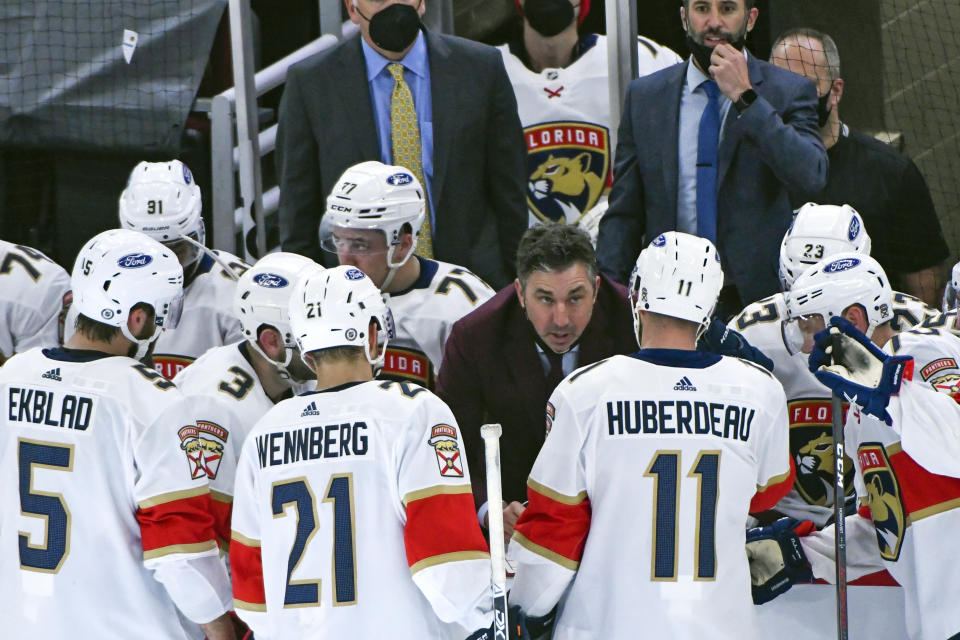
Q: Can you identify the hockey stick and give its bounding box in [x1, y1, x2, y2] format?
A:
[830, 333, 849, 640]
[481, 423, 509, 640]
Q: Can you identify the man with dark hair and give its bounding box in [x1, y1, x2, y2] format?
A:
[770, 27, 949, 307]
[436, 223, 637, 539]
[597, 0, 827, 318]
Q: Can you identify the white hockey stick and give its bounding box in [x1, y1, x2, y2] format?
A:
[481, 423, 509, 640]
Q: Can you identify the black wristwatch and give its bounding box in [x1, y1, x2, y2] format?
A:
[733, 88, 757, 114]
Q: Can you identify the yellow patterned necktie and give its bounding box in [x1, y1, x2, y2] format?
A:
[388, 63, 433, 258]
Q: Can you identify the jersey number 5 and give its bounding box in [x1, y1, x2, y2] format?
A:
[18, 438, 74, 573]
[271, 474, 358, 607]
[645, 450, 720, 581]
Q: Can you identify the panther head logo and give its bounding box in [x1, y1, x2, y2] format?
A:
[528, 153, 604, 224]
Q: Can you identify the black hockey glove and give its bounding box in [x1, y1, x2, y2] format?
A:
[808, 316, 912, 425]
[699, 317, 775, 372]
[465, 605, 555, 640]
[746, 517, 816, 604]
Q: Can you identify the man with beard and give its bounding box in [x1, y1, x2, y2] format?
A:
[597, 0, 827, 319]
[770, 28, 949, 308]
[276, 0, 527, 289]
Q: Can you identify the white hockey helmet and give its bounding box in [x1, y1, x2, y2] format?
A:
[119, 160, 205, 267]
[942, 260, 960, 313]
[779, 203, 871, 291]
[289, 265, 395, 371]
[319, 161, 425, 270]
[629, 232, 724, 340]
[71, 229, 184, 359]
[784, 252, 893, 349]
[234, 252, 322, 371]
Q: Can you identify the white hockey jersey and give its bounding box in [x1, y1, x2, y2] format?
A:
[499, 35, 681, 226]
[508, 350, 794, 639]
[802, 328, 960, 639]
[0, 240, 71, 362]
[730, 291, 939, 525]
[174, 341, 290, 545]
[230, 380, 492, 639]
[0, 347, 231, 639]
[381, 257, 493, 389]
[63, 250, 248, 379]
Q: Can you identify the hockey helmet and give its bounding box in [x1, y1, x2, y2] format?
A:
[289, 265, 395, 371]
[779, 203, 871, 291]
[71, 229, 184, 359]
[319, 161, 425, 270]
[629, 231, 724, 341]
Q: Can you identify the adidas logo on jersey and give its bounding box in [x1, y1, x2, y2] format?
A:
[42, 368, 62, 382]
[301, 401, 320, 417]
[673, 376, 696, 391]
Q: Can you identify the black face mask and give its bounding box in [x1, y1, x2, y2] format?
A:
[524, 0, 576, 37]
[360, 2, 422, 53]
[684, 26, 748, 74]
[816, 91, 833, 128]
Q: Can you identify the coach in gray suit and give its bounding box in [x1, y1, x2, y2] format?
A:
[276, 0, 527, 289]
[597, 0, 827, 311]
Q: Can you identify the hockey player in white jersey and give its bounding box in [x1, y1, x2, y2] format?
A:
[747, 252, 960, 638]
[174, 252, 322, 547]
[0, 229, 236, 639]
[320, 161, 493, 389]
[501, 0, 680, 228]
[229, 265, 495, 639]
[64, 160, 247, 378]
[508, 232, 794, 639]
[729, 202, 939, 526]
[0, 239, 71, 365]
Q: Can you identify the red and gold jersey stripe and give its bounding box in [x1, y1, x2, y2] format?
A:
[750, 457, 796, 513]
[230, 531, 265, 611]
[512, 479, 591, 571]
[136, 487, 219, 560]
[403, 484, 489, 573]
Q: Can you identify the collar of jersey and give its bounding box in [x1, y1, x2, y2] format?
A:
[43, 347, 115, 363]
[508, 32, 599, 72]
[390, 255, 438, 297]
[299, 380, 368, 396]
[631, 348, 721, 368]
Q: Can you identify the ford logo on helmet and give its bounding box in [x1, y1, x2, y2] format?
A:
[848, 216, 860, 241]
[823, 257, 861, 273]
[386, 172, 413, 186]
[652, 234, 666, 247]
[253, 273, 289, 288]
[117, 253, 153, 268]
[182, 164, 193, 185]
[344, 268, 366, 281]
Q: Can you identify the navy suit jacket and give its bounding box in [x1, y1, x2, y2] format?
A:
[597, 55, 828, 306]
[276, 30, 527, 289]
[436, 274, 637, 509]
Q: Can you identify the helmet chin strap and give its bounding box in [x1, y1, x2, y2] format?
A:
[248, 338, 307, 384]
[121, 323, 158, 361]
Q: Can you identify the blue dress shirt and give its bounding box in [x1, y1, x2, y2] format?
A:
[677, 58, 735, 236]
[361, 33, 435, 227]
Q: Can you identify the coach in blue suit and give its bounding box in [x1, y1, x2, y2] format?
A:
[276, 0, 527, 289]
[597, 0, 827, 311]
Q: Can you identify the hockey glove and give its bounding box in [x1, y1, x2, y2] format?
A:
[699, 317, 775, 372]
[808, 316, 913, 425]
[465, 606, 555, 640]
[745, 517, 815, 604]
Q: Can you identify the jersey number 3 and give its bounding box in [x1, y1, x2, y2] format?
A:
[272, 474, 357, 607]
[645, 450, 720, 581]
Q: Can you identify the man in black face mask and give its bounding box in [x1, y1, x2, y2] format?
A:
[498, 0, 680, 229]
[770, 28, 948, 307]
[275, 0, 527, 290]
[596, 0, 828, 319]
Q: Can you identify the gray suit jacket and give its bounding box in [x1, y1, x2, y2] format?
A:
[597, 55, 828, 306]
[276, 30, 527, 289]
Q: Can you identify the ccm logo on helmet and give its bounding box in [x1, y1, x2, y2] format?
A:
[329, 204, 352, 212]
[117, 253, 153, 269]
[344, 268, 366, 281]
[253, 273, 289, 288]
[386, 172, 413, 186]
[823, 258, 861, 273]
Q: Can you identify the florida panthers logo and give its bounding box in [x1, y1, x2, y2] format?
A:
[788, 400, 854, 507]
[178, 421, 229, 480]
[428, 424, 463, 477]
[525, 122, 609, 224]
[858, 443, 906, 561]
